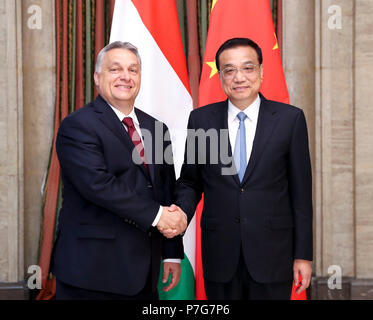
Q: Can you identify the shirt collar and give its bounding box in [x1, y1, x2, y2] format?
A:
[109, 104, 140, 126]
[228, 95, 261, 123]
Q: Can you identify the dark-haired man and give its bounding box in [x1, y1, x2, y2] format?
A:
[174, 38, 313, 300]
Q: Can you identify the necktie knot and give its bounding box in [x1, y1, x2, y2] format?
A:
[237, 112, 247, 122]
[121, 116, 148, 173]
[122, 117, 135, 128]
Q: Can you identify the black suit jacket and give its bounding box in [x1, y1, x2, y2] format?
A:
[175, 94, 313, 284]
[51, 95, 183, 296]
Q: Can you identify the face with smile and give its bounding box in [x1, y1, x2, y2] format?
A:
[94, 48, 141, 113]
[218, 45, 263, 110]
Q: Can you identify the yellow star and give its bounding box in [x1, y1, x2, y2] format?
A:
[206, 60, 218, 79]
[273, 33, 279, 50]
[211, 0, 218, 12]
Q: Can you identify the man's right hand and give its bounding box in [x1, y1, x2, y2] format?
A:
[157, 205, 187, 238]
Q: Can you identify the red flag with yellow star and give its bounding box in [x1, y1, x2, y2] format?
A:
[196, 0, 305, 300]
[199, 0, 288, 106]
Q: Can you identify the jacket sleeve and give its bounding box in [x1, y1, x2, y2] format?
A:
[174, 111, 204, 222]
[288, 110, 313, 261]
[160, 123, 184, 259]
[162, 236, 185, 259]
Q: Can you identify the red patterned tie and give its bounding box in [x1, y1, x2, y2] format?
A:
[122, 117, 148, 172]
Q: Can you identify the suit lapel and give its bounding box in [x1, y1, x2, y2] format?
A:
[210, 100, 241, 186]
[94, 96, 134, 148]
[241, 96, 278, 185]
[93, 96, 149, 179]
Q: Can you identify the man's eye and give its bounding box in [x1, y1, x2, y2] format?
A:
[224, 68, 235, 74]
[243, 66, 255, 72]
[129, 68, 138, 74]
[110, 68, 119, 73]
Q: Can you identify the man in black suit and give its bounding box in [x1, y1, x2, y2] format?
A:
[173, 38, 313, 300]
[51, 41, 187, 299]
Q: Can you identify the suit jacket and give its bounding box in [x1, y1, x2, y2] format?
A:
[175, 93, 313, 284]
[51, 95, 184, 296]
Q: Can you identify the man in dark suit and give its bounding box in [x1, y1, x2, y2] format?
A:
[51, 41, 187, 299]
[173, 38, 313, 300]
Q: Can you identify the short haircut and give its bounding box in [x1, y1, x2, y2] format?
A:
[215, 37, 263, 71]
[95, 41, 141, 74]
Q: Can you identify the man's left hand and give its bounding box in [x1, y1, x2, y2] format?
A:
[162, 262, 181, 292]
[293, 259, 312, 295]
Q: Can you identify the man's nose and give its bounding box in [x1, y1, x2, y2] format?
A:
[233, 68, 246, 82]
[119, 70, 131, 80]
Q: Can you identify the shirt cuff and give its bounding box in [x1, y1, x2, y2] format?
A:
[163, 259, 181, 264]
[152, 205, 163, 227]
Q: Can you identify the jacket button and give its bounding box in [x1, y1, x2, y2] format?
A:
[240, 188, 244, 193]
[235, 217, 240, 223]
[147, 184, 153, 188]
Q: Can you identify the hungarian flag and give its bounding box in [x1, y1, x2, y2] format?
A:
[110, 0, 195, 299]
[196, 0, 306, 300]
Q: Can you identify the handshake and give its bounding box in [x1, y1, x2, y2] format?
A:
[157, 204, 188, 238]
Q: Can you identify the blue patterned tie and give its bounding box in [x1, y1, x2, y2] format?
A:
[234, 112, 247, 182]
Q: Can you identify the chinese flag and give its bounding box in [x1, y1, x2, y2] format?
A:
[196, 0, 306, 300]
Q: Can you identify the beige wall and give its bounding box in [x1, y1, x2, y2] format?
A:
[354, 0, 373, 279]
[0, 0, 55, 284]
[317, 0, 355, 278]
[21, 0, 55, 275]
[283, 0, 373, 280]
[0, 0, 24, 282]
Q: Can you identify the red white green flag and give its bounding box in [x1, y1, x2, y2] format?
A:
[110, 0, 195, 299]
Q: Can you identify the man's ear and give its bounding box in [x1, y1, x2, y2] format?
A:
[94, 72, 99, 87]
[260, 65, 264, 82]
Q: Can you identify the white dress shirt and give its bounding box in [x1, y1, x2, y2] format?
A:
[227, 95, 261, 167]
[109, 104, 180, 264]
[109, 104, 144, 144]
